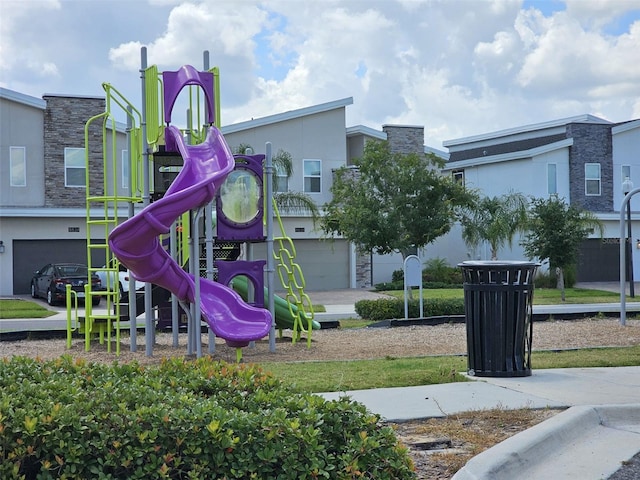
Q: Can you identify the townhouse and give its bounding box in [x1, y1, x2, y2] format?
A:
[2, 85, 637, 296]
[439, 115, 640, 281]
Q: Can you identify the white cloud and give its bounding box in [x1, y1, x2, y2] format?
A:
[1, 0, 639, 146]
[0, 1, 61, 76]
[565, 0, 640, 30]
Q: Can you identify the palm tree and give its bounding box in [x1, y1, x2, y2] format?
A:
[460, 191, 529, 260]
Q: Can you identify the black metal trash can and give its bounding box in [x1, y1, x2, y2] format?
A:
[458, 261, 540, 378]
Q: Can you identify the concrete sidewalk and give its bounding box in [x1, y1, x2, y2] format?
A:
[320, 367, 640, 479]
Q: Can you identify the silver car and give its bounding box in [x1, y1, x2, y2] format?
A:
[95, 260, 144, 299]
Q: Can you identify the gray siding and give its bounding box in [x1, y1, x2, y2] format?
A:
[0, 97, 45, 206]
[447, 133, 567, 162]
[223, 107, 347, 208]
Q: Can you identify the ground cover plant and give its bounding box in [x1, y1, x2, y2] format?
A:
[0, 356, 416, 479]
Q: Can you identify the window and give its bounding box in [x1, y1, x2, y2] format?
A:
[585, 163, 601, 196]
[452, 169, 464, 186]
[275, 163, 288, 193]
[303, 159, 321, 193]
[622, 165, 631, 185]
[10, 146, 26, 187]
[122, 150, 129, 189]
[64, 147, 86, 187]
[547, 163, 557, 195]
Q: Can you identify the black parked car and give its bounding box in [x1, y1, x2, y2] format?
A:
[31, 263, 102, 306]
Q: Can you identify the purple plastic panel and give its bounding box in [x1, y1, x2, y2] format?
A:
[162, 65, 215, 125]
[216, 154, 265, 242]
[216, 260, 266, 308]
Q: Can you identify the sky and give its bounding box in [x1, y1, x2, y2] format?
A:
[1, 0, 640, 148]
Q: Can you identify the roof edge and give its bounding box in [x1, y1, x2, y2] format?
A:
[442, 138, 573, 170]
[612, 119, 640, 135]
[0, 87, 46, 110]
[222, 97, 353, 134]
[443, 114, 611, 147]
[346, 124, 387, 140]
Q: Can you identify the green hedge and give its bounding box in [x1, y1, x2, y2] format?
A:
[373, 281, 463, 291]
[1, 356, 416, 479]
[355, 298, 465, 321]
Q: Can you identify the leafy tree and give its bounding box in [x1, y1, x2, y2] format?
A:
[322, 140, 475, 261]
[460, 191, 529, 260]
[521, 196, 604, 301]
[233, 144, 320, 222]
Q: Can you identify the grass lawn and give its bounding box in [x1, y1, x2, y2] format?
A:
[385, 287, 627, 304]
[0, 299, 56, 319]
[261, 346, 640, 393]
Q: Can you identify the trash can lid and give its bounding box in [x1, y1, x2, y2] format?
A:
[458, 260, 541, 268]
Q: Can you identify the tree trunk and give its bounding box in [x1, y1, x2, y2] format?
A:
[556, 267, 566, 302]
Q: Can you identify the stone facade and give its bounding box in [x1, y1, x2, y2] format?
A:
[566, 123, 613, 212]
[382, 125, 425, 155]
[355, 249, 372, 288]
[43, 95, 105, 207]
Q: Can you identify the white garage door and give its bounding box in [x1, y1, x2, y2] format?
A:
[252, 239, 350, 291]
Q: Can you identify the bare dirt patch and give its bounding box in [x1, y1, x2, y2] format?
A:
[3, 317, 639, 365]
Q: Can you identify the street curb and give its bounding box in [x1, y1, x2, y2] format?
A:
[452, 404, 640, 480]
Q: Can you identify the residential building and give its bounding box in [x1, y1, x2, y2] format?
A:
[0, 88, 124, 297]
[340, 115, 640, 284]
[221, 97, 359, 291]
[0, 89, 363, 295]
[3, 83, 636, 297]
[439, 115, 640, 281]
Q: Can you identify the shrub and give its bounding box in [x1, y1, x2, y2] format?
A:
[388, 257, 463, 289]
[0, 356, 416, 479]
[355, 298, 464, 321]
[374, 281, 402, 291]
[391, 269, 404, 283]
[422, 258, 463, 284]
[374, 281, 464, 291]
[534, 265, 576, 289]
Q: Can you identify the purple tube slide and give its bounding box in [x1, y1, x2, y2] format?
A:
[108, 125, 272, 347]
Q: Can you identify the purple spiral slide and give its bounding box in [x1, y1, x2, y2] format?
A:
[108, 125, 272, 347]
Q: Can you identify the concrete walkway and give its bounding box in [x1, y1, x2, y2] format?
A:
[320, 367, 640, 480]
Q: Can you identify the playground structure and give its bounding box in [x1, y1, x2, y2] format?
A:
[68, 48, 318, 358]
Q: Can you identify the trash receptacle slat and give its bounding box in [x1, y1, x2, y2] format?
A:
[459, 261, 539, 378]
